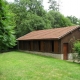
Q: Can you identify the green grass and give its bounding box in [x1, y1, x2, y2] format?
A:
[0, 51, 80, 80]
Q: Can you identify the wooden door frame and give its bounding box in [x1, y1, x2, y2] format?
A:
[63, 43, 68, 60]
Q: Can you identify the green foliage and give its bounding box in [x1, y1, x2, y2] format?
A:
[73, 41, 80, 62]
[48, 0, 59, 11]
[78, 19, 80, 25]
[9, 0, 51, 38]
[16, 12, 51, 37]
[47, 10, 72, 28]
[0, 0, 16, 52]
[7, 0, 73, 38]
[67, 16, 79, 25]
[73, 41, 80, 56]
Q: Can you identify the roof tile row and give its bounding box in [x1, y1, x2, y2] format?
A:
[17, 26, 79, 40]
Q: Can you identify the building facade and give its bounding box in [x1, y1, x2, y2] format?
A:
[17, 26, 80, 60]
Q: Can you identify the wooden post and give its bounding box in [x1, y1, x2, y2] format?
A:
[31, 41, 33, 51]
[40, 41, 44, 52]
[54, 40, 59, 53]
[17, 41, 19, 50]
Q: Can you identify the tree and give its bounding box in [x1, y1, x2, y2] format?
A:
[78, 19, 80, 25]
[67, 16, 79, 25]
[0, 0, 16, 52]
[8, 0, 51, 38]
[73, 41, 80, 62]
[48, 0, 59, 11]
[47, 10, 72, 28]
[7, 0, 73, 39]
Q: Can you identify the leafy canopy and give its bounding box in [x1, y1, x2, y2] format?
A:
[8, 0, 73, 38]
[0, 0, 16, 52]
[73, 41, 80, 56]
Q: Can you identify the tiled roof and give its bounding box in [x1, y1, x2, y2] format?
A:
[17, 26, 79, 40]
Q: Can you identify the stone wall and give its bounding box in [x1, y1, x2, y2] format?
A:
[21, 50, 63, 59]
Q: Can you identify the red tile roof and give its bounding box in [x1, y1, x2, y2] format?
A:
[17, 26, 79, 40]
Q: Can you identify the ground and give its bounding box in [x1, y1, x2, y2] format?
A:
[0, 51, 80, 80]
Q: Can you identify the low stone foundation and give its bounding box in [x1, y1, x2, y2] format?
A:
[68, 53, 78, 60]
[21, 50, 63, 59]
[20, 50, 79, 60]
[68, 53, 73, 60]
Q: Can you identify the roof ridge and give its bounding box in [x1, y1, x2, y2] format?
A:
[58, 26, 79, 39]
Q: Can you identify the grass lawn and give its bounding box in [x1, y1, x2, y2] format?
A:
[0, 51, 80, 80]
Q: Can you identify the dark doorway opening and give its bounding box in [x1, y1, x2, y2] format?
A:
[51, 41, 54, 52]
[38, 41, 41, 51]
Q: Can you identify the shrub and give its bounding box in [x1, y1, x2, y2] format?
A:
[73, 41, 80, 61]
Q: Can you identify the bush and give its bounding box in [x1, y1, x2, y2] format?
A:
[73, 41, 80, 61]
